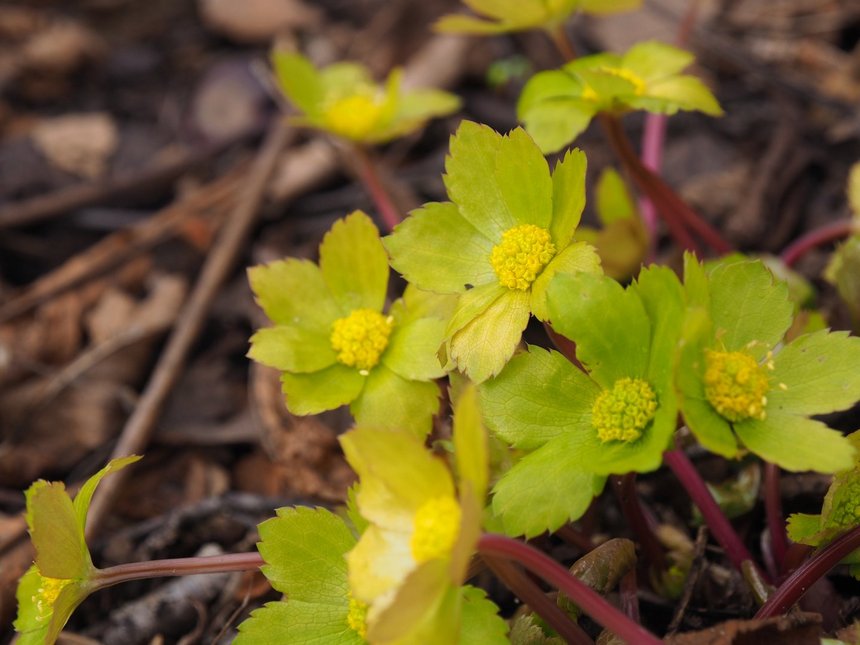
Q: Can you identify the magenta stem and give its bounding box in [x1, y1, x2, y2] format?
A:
[764, 462, 789, 575]
[639, 113, 666, 256]
[354, 146, 401, 232]
[483, 555, 593, 644]
[664, 449, 768, 582]
[756, 524, 860, 618]
[478, 533, 663, 645]
[611, 474, 667, 572]
[780, 219, 855, 267]
[94, 551, 264, 589]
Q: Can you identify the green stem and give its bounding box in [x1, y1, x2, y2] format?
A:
[478, 533, 663, 645]
[94, 552, 264, 589]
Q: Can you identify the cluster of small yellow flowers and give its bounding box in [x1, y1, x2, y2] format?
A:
[323, 93, 385, 140]
[330, 309, 394, 373]
[409, 496, 462, 563]
[490, 224, 557, 290]
[591, 377, 658, 443]
[346, 591, 369, 639]
[598, 67, 647, 95]
[703, 349, 770, 422]
[32, 575, 70, 622]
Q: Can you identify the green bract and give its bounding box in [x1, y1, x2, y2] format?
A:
[385, 120, 601, 383]
[518, 41, 723, 153]
[479, 267, 683, 537]
[341, 386, 508, 644]
[787, 431, 860, 578]
[14, 456, 141, 645]
[248, 211, 452, 437]
[272, 51, 460, 144]
[234, 507, 367, 644]
[678, 255, 860, 472]
[436, 0, 640, 34]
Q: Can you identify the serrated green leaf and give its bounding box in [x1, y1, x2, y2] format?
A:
[236, 601, 364, 645]
[257, 507, 355, 601]
[492, 434, 605, 537]
[520, 98, 596, 154]
[14, 566, 89, 645]
[825, 236, 860, 322]
[73, 455, 141, 537]
[708, 260, 793, 359]
[621, 41, 694, 82]
[768, 330, 860, 416]
[446, 288, 531, 383]
[479, 347, 599, 450]
[509, 613, 565, 645]
[634, 265, 685, 388]
[530, 241, 602, 321]
[547, 272, 650, 386]
[281, 363, 365, 415]
[680, 395, 738, 457]
[26, 484, 87, 580]
[350, 366, 440, 437]
[551, 148, 588, 248]
[385, 202, 496, 294]
[248, 326, 337, 373]
[632, 76, 723, 116]
[382, 317, 447, 381]
[786, 513, 823, 545]
[388, 284, 458, 327]
[453, 384, 489, 504]
[459, 585, 509, 644]
[734, 413, 854, 473]
[248, 259, 343, 328]
[319, 211, 389, 313]
[444, 122, 553, 240]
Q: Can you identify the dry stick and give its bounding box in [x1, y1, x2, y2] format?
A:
[482, 555, 593, 645]
[85, 122, 290, 540]
[0, 170, 243, 323]
[0, 134, 252, 230]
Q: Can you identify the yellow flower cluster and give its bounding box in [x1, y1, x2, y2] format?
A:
[330, 308, 394, 372]
[703, 349, 770, 422]
[591, 377, 658, 443]
[490, 224, 557, 290]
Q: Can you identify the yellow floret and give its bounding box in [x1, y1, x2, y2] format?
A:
[490, 224, 556, 290]
[410, 496, 462, 563]
[33, 575, 71, 622]
[591, 377, 658, 443]
[330, 309, 394, 373]
[703, 349, 770, 422]
[346, 591, 368, 639]
[324, 93, 384, 140]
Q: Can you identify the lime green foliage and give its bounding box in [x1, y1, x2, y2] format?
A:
[518, 41, 723, 153]
[679, 255, 860, 472]
[234, 507, 366, 644]
[340, 387, 508, 643]
[271, 50, 459, 144]
[249, 211, 453, 436]
[479, 267, 683, 537]
[787, 432, 860, 576]
[574, 167, 648, 280]
[15, 456, 141, 645]
[825, 237, 860, 324]
[436, 0, 640, 35]
[385, 121, 601, 382]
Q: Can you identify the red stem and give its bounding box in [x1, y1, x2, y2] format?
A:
[756, 524, 860, 618]
[611, 474, 667, 572]
[354, 146, 401, 232]
[94, 552, 264, 589]
[483, 555, 593, 645]
[764, 462, 789, 575]
[478, 533, 663, 645]
[779, 218, 855, 267]
[664, 449, 769, 582]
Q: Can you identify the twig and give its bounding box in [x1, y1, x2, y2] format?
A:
[755, 524, 860, 619]
[482, 555, 593, 645]
[84, 122, 290, 540]
[478, 533, 663, 645]
[666, 525, 709, 634]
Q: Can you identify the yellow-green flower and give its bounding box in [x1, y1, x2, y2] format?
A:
[248, 211, 451, 436]
[15, 457, 140, 645]
[271, 50, 460, 144]
[436, 0, 640, 35]
[341, 386, 506, 644]
[385, 120, 601, 383]
[519, 41, 723, 153]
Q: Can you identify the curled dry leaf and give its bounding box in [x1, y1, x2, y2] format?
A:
[31, 113, 119, 179]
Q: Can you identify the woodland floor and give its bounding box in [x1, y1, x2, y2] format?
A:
[1, 0, 860, 643]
